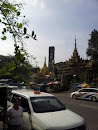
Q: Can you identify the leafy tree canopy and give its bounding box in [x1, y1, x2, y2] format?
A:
[0, 55, 40, 82]
[86, 29, 98, 63]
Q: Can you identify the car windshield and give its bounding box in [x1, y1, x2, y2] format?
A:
[30, 96, 66, 113]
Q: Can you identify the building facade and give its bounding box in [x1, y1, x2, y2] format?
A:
[48, 46, 55, 71]
[55, 39, 98, 88]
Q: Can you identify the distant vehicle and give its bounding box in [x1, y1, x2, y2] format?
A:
[20, 86, 33, 90]
[7, 86, 19, 90]
[7, 90, 88, 130]
[71, 88, 98, 102]
[0, 79, 11, 84]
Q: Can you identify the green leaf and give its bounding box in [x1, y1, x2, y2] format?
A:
[3, 9, 9, 13]
[3, 28, 6, 32]
[17, 12, 20, 16]
[7, 27, 10, 29]
[5, 72, 11, 76]
[14, 44, 17, 47]
[7, 3, 13, 9]
[2, 3, 8, 8]
[20, 23, 22, 28]
[12, 7, 17, 12]
[17, 23, 22, 28]
[9, 66, 16, 71]
[26, 36, 29, 39]
[14, 76, 19, 79]
[17, 23, 19, 28]
[4, 36, 6, 40]
[1, 36, 7, 40]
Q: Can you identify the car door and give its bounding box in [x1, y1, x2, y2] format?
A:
[9, 94, 32, 130]
[20, 97, 32, 130]
[78, 89, 88, 99]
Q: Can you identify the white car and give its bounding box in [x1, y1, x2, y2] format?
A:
[7, 90, 88, 130]
[71, 88, 98, 102]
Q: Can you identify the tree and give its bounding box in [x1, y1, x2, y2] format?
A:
[0, 0, 37, 82]
[86, 29, 98, 63]
[0, 55, 15, 69]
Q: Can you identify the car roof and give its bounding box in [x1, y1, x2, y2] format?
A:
[12, 89, 54, 98]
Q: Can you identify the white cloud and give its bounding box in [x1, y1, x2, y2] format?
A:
[31, 0, 38, 7]
[25, 0, 47, 9]
[40, 1, 47, 9]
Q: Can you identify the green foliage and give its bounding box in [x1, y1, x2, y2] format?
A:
[0, 0, 37, 82]
[26, 36, 29, 39]
[0, 61, 16, 77]
[0, 55, 34, 82]
[86, 29, 98, 62]
[1, 35, 6, 40]
[0, 0, 37, 42]
[17, 11, 20, 16]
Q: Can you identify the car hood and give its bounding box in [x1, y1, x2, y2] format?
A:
[34, 109, 85, 129]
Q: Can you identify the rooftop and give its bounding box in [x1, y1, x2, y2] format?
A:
[12, 89, 54, 98]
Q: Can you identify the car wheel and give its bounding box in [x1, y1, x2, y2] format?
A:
[72, 94, 77, 99]
[91, 96, 97, 102]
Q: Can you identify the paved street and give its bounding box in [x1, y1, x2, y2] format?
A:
[52, 91, 98, 130]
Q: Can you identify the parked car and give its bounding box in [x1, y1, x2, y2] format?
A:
[7, 90, 88, 130]
[71, 88, 98, 102]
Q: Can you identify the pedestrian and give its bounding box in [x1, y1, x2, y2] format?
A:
[7, 97, 23, 130]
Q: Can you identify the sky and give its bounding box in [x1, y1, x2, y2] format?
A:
[0, 0, 98, 68]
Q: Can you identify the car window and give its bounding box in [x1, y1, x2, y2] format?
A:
[11, 94, 21, 103]
[80, 89, 90, 92]
[91, 89, 97, 92]
[79, 89, 85, 92]
[30, 96, 66, 113]
[20, 97, 29, 109]
[11, 94, 29, 109]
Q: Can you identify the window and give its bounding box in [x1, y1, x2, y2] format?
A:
[11, 93, 29, 110]
[20, 97, 29, 109]
[30, 96, 66, 113]
[80, 89, 89, 92]
[91, 89, 97, 92]
[11, 94, 21, 103]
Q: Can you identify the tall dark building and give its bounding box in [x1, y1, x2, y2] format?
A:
[48, 46, 55, 71]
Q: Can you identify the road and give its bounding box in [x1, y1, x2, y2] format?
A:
[52, 91, 98, 130]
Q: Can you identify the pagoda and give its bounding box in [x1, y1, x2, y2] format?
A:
[39, 57, 49, 77]
[64, 38, 90, 68]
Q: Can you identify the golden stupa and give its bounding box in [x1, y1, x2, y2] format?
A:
[39, 57, 49, 77]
